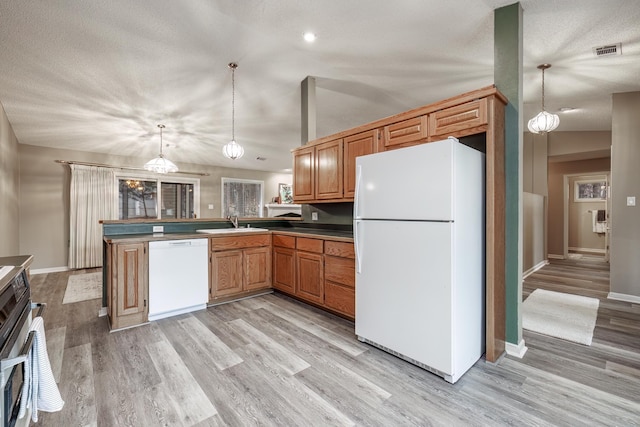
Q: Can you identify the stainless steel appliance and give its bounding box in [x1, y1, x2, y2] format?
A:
[0, 263, 45, 427]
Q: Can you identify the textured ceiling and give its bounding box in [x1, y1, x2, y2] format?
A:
[1, 0, 639, 172]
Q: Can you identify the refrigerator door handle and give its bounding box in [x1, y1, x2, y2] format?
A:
[354, 165, 362, 219]
[354, 219, 362, 273]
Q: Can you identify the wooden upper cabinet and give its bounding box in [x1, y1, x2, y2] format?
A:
[429, 98, 488, 138]
[383, 115, 428, 148]
[343, 130, 378, 199]
[293, 146, 315, 202]
[315, 139, 343, 200]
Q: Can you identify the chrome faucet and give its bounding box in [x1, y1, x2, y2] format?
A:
[227, 215, 239, 228]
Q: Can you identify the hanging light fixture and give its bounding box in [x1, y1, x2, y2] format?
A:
[222, 62, 245, 160]
[527, 63, 560, 134]
[144, 124, 179, 173]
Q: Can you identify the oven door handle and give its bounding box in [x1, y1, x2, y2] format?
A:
[32, 302, 46, 318]
[0, 303, 46, 373]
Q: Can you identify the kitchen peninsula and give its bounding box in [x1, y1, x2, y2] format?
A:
[102, 218, 354, 331]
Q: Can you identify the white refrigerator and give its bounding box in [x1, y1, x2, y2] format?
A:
[354, 137, 485, 383]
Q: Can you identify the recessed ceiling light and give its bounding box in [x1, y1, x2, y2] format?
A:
[303, 32, 317, 43]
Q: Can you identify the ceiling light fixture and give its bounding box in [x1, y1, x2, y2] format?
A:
[303, 32, 317, 42]
[222, 62, 245, 160]
[144, 124, 179, 173]
[527, 64, 559, 134]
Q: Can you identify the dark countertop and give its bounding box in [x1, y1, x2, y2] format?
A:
[104, 226, 353, 244]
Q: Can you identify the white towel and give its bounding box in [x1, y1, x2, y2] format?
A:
[591, 210, 607, 234]
[17, 316, 64, 422]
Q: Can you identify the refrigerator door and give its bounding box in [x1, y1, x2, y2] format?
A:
[354, 138, 455, 221]
[355, 219, 453, 375]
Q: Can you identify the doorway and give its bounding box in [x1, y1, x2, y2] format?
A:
[562, 172, 610, 262]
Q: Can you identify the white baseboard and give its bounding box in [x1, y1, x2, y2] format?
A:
[569, 247, 606, 254]
[523, 260, 549, 279]
[98, 307, 107, 317]
[608, 292, 640, 304]
[505, 339, 528, 358]
[31, 266, 70, 275]
[547, 254, 564, 260]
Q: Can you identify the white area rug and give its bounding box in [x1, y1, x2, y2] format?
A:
[63, 272, 102, 304]
[522, 289, 600, 345]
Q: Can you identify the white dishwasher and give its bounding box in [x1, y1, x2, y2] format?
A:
[148, 238, 209, 321]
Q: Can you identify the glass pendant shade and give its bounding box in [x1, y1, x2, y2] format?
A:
[144, 154, 179, 173]
[144, 124, 178, 173]
[222, 139, 244, 160]
[527, 110, 560, 134]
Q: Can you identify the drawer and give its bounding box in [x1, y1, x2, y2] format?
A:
[324, 241, 355, 259]
[210, 234, 271, 251]
[296, 237, 323, 253]
[324, 255, 355, 287]
[324, 282, 355, 318]
[273, 234, 296, 248]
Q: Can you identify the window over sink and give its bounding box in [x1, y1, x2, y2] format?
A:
[222, 178, 263, 218]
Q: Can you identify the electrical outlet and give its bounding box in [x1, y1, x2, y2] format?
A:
[152, 225, 164, 233]
[627, 196, 636, 206]
[208, 204, 214, 209]
[311, 212, 318, 221]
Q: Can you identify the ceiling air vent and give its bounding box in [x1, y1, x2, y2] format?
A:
[593, 43, 622, 57]
[256, 156, 267, 161]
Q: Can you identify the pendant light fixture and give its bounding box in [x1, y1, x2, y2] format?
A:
[222, 62, 245, 160]
[144, 124, 179, 173]
[527, 64, 560, 134]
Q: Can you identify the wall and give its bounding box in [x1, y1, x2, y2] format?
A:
[568, 175, 606, 253]
[523, 132, 548, 195]
[547, 158, 610, 257]
[611, 91, 640, 298]
[548, 131, 612, 161]
[19, 144, 291, 269]
[522, 192, 545, 273]
[0, 102, 20, 256]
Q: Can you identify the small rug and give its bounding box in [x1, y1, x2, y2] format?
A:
[63, 272, 102, 304]
[522, 289, 599, 345]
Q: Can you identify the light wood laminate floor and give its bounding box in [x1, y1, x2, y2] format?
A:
[29, 260, 640, 426]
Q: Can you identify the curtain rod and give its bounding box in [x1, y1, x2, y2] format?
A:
[54, 160, 210, 176]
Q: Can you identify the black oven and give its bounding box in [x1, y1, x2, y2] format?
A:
[0, 267, 45, 427]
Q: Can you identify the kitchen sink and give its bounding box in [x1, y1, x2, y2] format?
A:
[196, 228, 269, 234]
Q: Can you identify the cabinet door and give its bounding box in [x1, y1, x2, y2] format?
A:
[429, 98, 488, 138]
[211, 250, 243, 299]
[113, 242, 148, 328]
[315, 139, 343, 200]
[244, 247, 271, 291]
[273, 247, 295, 294]
[293, 146, 315, 202]
[343, 130, 378, 199]
[383, 115, 428, 148]
[296, 251, 324, 304]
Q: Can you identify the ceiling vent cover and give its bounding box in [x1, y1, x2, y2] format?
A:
[593, 43, 622, 57]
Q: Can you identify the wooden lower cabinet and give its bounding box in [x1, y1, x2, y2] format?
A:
[209, 234, 272, 302]
[323, 241, 355, 318]
[296, 251, 324, 304]
[272, 233, 355, 320]
[107, 241, 149, 330]
[273, 246, 295, 293]
[210, 250, 243, 298]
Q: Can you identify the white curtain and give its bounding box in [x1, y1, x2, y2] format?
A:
[69, 165, 116, 269]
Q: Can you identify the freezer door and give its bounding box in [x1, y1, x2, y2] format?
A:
[354, 138, 455, 221]
[355, 220, 453, 374]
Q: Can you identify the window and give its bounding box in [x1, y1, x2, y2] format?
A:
[222, 178, 263, 218]
[117, 174, 199, 219]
